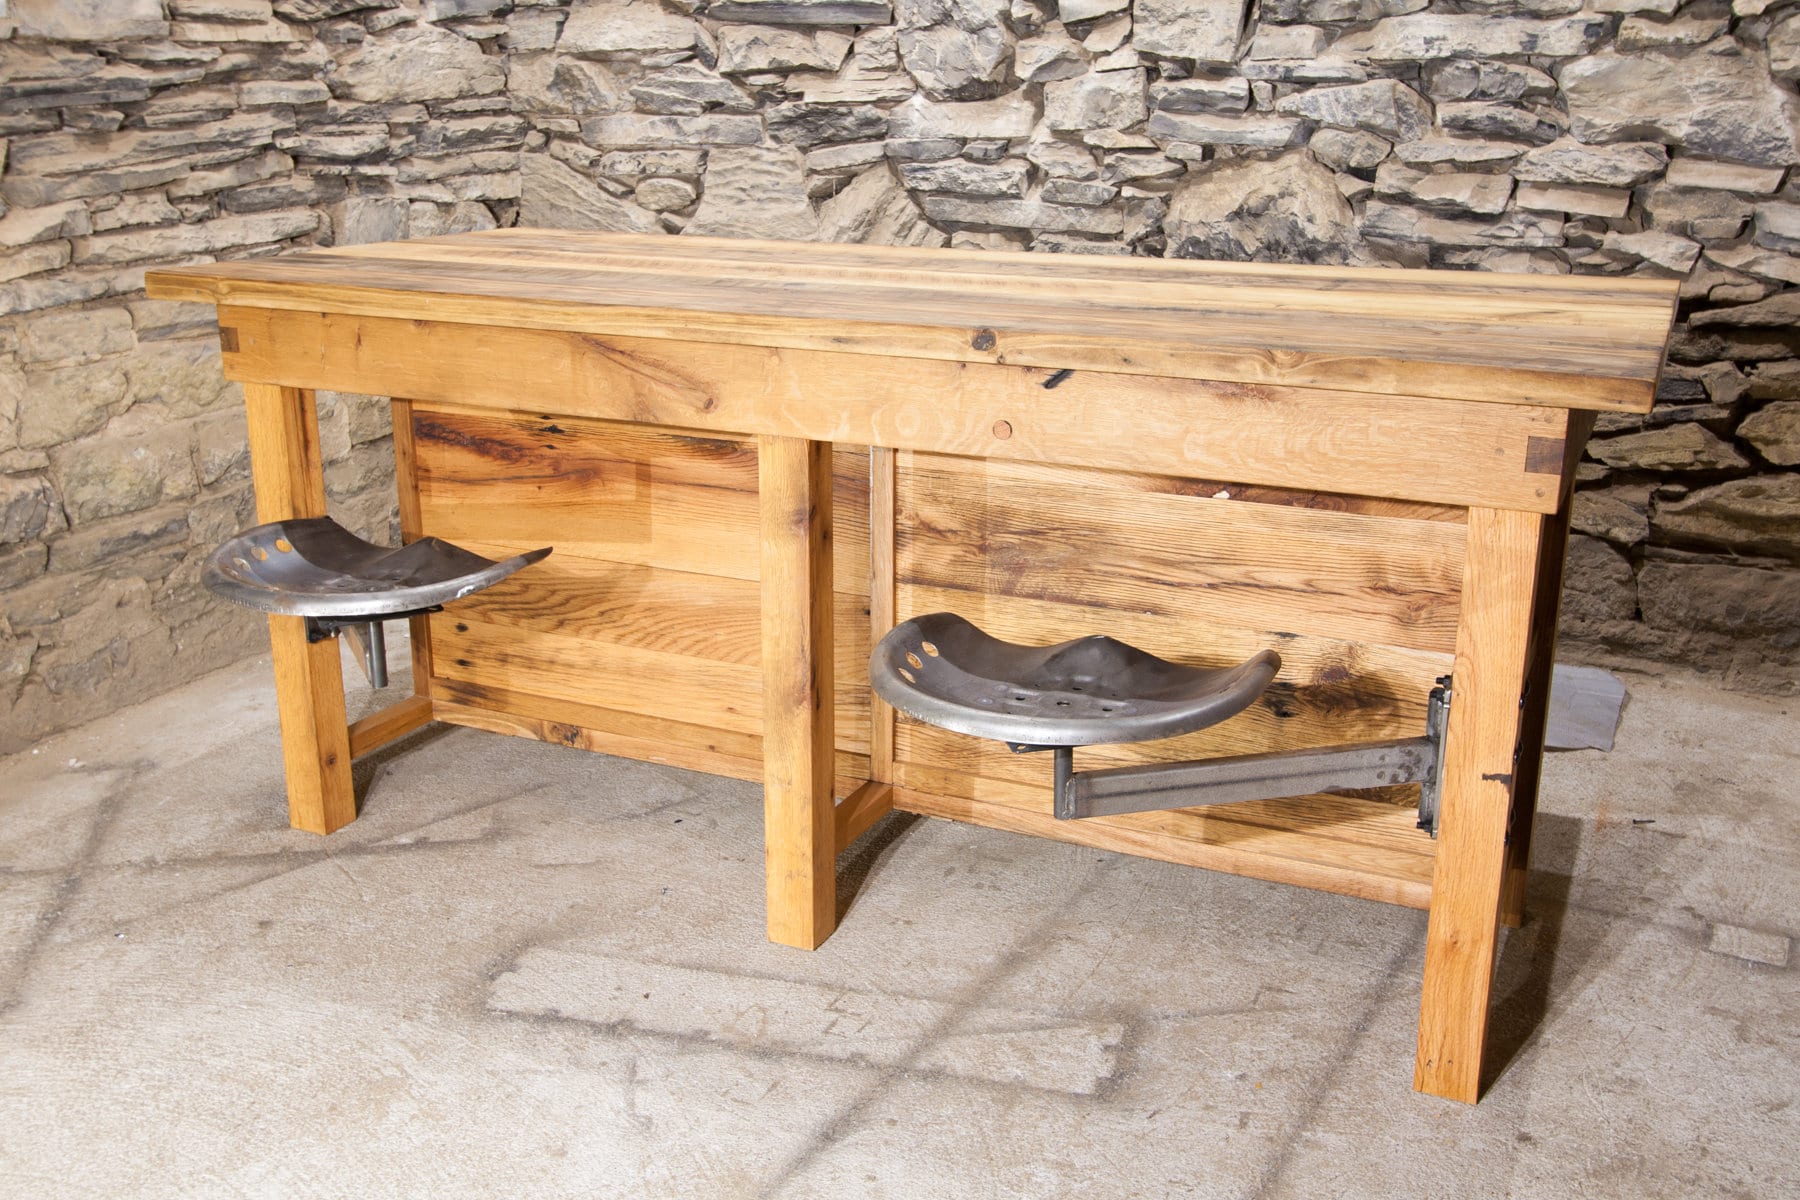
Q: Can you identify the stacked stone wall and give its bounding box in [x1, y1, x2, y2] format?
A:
[2, 0, 1797, 752]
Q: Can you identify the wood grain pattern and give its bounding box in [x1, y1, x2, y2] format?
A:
[390, 399, 435, 700]
[1500, 412, 1593, 927]
[147, 230, 1679, 411]
[836, 780, 894, 853]
[347, 695, 434, 758]
[893, 783, 1433, 909]
[217, 306, 1576, 513]
[868, 446, 897, 785]
[899, 453, 1467, 654]
[759, 435, 837, 950]
[243, 382, 355, 835]
[1415, 506, 1544, 1104]
[431, 678, 872, 795]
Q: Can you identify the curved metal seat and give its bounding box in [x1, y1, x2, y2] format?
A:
[205, 517, 550, 619]
[870, 612, 1281, 748]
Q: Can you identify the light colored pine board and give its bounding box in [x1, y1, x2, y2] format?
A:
[430, 678, 873, 794]
[242, 382, 355, 835]
[759, 435, 838, 950]
[1415, 506, 1544, 1104]
[836, 780, 894, 853]
[219, 307, 1577, 514]
[1501, 410, 1593, 928]
[869, 445, 897, 784]
[391, 399, 435, 697]
[146, 231, 1680, 411]
[347, 694, 434, 759]
[432, 617, 772, 739]
[892, 782, 1433, 909]
[409, 404, 870, 589]
[897, 452, 1467, 654]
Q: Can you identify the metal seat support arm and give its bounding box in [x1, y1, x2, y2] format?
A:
[1051, 678, 1452, 834]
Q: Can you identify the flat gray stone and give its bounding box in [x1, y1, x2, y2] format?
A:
[888, 92, 1037, 140]
[1274, 79, 1432, 142]
[816, 163, 947, 245]
[1133, 0, 1249, 66]
[685, 145, 820, 240]
[518, 153, 661, 232]
[1561, 43, 1800, 168]
[715, 25, 851, 73]
[328, 25, 504, 102]
[1044, 68, 1146, 132]
[709, 0, 893, 23]
[1165, 150, 1360, 264]
[559, 0, 696, 54]
[1367, 14, 1607, 60]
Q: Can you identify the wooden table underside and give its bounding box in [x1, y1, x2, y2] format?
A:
[147, 232, 1677, 1106]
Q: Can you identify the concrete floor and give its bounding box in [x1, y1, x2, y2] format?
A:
[0, 651, 1794, 1200]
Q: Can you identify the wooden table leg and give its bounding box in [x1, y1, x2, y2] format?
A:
[758, 435, 837, 949]
[243, 382, 356, 835]
[1415, 506, 1544, 1102]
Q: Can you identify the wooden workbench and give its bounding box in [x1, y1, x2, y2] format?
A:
[147, 232, 1678, 1103]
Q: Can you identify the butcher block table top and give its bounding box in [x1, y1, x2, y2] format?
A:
[146, 233, 1679, 1107]
[148, 229, 1675, 411]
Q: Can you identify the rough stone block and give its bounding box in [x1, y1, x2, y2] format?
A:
[1045, 68, 1146, 132]
[559, 0, 697, 54]
[709, 0, 894, 24]
[889, 93, 1037, 140]
[1275, 79, 1432, 142]
[816, 165, 945, 246]
[1165, 151, 1360, 264]
[519, 154, 661, 231]
[920, 192, 1124, 235]
[0, 242, 73, 285]
[1015, 27, 1087, 83]
[686, 145, 820, 240]
[0, 201, 93, 248]
[1739, 402, 1800, 465]
[1367, 15, 1608, 60]
[51, 414, 198, 526]
[1562, 45, 1800, 168]
[0, 474, 59, 547]
[1133, 0, 1249, 66]
[899, 159, 1029, 196]
[329, 25, 505, 102]
[1374, 164, 1513, 216]
[71, 209, 322, 266]
[1515, 181, 1630, 219]
[1654, 474, 1800, 560]
[1147, 111, 1305, 149]
[18, 362, 131, 450]
[127, 338, 237, 416]
[581, 114, 765, 147]
[12, 0, 168, 40]
[19, 306, 136, 366]
[716, 25, 852, 73]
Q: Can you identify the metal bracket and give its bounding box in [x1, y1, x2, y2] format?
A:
[1049, 676, 1453, 836]
[303, 607, 442, 691]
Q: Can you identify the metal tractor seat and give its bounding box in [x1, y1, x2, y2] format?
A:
[205, 516, 550, 688]
[872, 613, 1452, 833]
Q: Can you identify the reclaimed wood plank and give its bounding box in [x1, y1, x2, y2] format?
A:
[218, 307, 1575, 513]
[148, 231, 1680, 410]
[1415, 506, 1544, 1104]
[759, 435, 838, 949]
[243, 382, 355, 835]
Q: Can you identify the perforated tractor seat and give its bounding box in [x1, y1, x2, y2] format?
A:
[870, 613, 1281, 748]
[205, 517, 550, 620]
